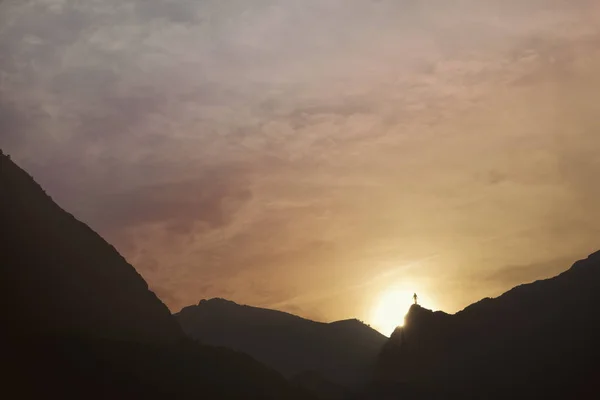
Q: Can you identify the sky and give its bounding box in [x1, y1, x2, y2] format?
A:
[2, 0, 600, 334]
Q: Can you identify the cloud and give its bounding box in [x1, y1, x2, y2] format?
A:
[91, 168, 253, 235]
[2, 0, 600, 319]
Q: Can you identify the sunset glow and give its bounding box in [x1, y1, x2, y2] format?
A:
[371, 287, 437, 336]
[2, 0, 600, 325]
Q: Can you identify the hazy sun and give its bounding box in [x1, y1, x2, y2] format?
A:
[371, 287, 435, 336]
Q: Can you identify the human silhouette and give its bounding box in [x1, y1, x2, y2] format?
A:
[413, 293, 418, 305]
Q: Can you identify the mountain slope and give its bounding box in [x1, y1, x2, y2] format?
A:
[0, 150, 182, 344]
[176, 298, 387, 388]
[0, 151, 311, 400]
[375, 251, 600, 399]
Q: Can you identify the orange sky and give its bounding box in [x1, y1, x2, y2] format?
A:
[2, 0, 600, 333]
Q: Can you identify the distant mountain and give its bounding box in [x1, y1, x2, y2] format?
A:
[373, 251, 600, 399]
[176, 298, 387, 389]
[0, 151, 311, 400]
[290, 370, 348, 400]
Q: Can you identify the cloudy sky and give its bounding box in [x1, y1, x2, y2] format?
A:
[2, 0, 600, 331]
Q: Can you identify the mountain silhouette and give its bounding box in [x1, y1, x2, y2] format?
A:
[290, 370, 348, 400]
[0, 150, 182, 344]
[0, 151, 311, 400]
[176, 298, 387, 389]
[374, 251, 600, 399]
[5, 148, 599, 399]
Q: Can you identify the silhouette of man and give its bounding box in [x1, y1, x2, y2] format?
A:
[413, 293, 418, 305]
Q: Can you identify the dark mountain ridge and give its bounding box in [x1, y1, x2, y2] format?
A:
[176, 298, 387, 388]
[0, 151, 311, 399]
[375, 250, 600, 399]
[0, 150, 182, 344]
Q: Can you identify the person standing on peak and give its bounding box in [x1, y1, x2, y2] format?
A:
[413, 293, 418, 305]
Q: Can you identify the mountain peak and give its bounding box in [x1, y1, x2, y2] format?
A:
[405, 304, 450, 322]
[199, 297, 239, 306]
[328, 318, 363, 326]
[405, 304, 431, 317]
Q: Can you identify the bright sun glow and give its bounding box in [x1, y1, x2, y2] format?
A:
[371, 287, 436, 337]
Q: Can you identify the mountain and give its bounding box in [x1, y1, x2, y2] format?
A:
[175, 298, 387, 389]
[290, 370, 348, 400]
[0, 150, 182, 344]
[0, 150, 311, 400]
[373, 251, 600, 399]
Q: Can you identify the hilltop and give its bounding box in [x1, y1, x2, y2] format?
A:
[176, 298, 387, 389]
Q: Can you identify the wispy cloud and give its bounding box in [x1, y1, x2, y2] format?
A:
[1, 0, 600, 319]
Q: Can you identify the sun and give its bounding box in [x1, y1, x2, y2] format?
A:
[370, 287, 435, 337]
